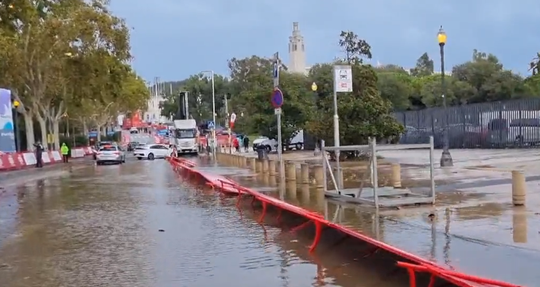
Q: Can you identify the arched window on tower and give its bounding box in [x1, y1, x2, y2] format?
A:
[302, 44, 304, 51]
[293, 44, 297, 51]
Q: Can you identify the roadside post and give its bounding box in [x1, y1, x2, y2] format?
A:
[272, 52, 285, 184]
[332, 65, 353, 189]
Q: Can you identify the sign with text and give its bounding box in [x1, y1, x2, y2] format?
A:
[333, 65, 353, 93]
[0, 88, 16, 153]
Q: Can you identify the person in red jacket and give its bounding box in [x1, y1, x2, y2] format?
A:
[233, 137, 239, 152]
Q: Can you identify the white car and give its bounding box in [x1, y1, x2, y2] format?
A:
[133, 144, 172, 160]
[96, 145, 126, 165]
[252, 136, 277, 152]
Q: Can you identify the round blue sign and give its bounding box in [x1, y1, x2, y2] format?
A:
[271, 88, 283, 108]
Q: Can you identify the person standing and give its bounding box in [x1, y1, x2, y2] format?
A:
[243, 136, 249, 153]
[33, 141, 44, 168]
[61, 143, 70, 163]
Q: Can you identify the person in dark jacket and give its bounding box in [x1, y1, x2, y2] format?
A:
[243, 136, 249, 153]
[33, 141, 44, 168]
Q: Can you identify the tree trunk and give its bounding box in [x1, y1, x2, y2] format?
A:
[37, 117, 47, 149]
[52, 120, 60, 150]
[96, 125, 102, 142]
[23, 111, 35, 150]
[82, 120, 88, 136]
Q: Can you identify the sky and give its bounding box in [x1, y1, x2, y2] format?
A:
[109, 0, 540, 83]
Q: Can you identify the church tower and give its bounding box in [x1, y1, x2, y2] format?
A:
[288, 22, 306, 74]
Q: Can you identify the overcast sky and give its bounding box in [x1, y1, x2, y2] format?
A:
[110, 0, 540, 82]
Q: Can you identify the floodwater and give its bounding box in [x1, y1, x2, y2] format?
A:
[218, 160, 540, 287]
[1, 155, 538, 287]
[0, 157, 408, 287]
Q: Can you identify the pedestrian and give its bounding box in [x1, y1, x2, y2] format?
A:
[33, 141, 44, 168]
[61, 142, 70, 163]
[233, 137, 239, 153]
[243, 136, 249, 153]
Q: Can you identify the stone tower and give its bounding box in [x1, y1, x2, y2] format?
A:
[288, 22, 306, 74]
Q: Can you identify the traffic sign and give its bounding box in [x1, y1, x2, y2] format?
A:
[274, 108, 281, 115]
[208, 121, 215, 129]
[273, 62, 278, 79]
[271, 88, 283, 108]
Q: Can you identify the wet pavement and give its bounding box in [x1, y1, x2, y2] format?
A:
[2, 151, 539, 287]
[0, 156, 406, 287]
[203, 153, 540, 287]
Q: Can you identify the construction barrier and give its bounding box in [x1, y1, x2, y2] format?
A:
[166, 156, 522, 287]
[0, 147, 93, 172]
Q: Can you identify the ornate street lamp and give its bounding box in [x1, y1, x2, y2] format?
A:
[438, 26, 453, 167]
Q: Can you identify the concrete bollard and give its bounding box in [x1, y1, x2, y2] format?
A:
[391, 163, 402, 188]
[512, 170, 526, 206]
[286, 181, 297, 200]
[512, 207, 528, 243]
[255, 160, 263, 173]
[312, 165, 324, 188]
[300, 184, 310, 204]
[262, 159, 269, 174]
[286, 162, 296, 181]
[268, 160, 276, 176]
[300, 163, 309, 184]
[240, 156, 247, 168]
[250, 158, 257, 171]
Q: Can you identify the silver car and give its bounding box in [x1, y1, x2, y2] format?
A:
[96, 145, 126, 165]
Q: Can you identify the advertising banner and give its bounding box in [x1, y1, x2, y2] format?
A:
[0, 88, 16, 153]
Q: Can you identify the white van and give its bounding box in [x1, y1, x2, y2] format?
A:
[488, 118, 540, 146]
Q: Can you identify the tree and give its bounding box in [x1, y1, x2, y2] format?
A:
[226, 55, 310, 140]
[0, 0, 148, 150]
[410, 52, 434, 77]
[338, 31, 372, 64]
[305, 32, 404, 156]
[375, 65, 413, 110]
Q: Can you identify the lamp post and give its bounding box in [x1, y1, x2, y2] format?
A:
[438, 25, 453, 167]
[12, 100, 21, 152]
[200, 70, 216, 154]
[311, 82, 320, 154]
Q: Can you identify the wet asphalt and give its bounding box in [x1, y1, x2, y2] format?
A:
[0, 154, 538, 287]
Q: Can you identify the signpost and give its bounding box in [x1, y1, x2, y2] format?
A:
[332, 65, 353, 189]
[273, 52, 285, 183]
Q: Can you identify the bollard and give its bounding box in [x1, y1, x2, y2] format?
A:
[391, 163, 402, 188]
[240, 156, 247, 168]
[312, 165, 324, 188]
[286, 162, 296, 181]
[262, 159, 269, 174]
[268, 160, 276, 176]
[286, 181, 297, 202]
[255, 160, 263, 173]
[250, 158, 257, 171]
[300, 184, 310, 204]
[512, 170, 526, 206]
[300, 163, 309, 184]
[512, 207, 528, 243]
[268, 175, 277, 186]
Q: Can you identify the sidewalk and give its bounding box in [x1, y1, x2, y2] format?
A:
[0, 158, 92, 181]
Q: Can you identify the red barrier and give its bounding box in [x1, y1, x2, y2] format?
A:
[166, 157, 523, 287]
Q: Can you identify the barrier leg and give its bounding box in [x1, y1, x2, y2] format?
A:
[309, 221, 322, 252]
[258, 202, 267, 223]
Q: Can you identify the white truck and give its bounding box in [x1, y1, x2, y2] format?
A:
[173, 119, 198, 155]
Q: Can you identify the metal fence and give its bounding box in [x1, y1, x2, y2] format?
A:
[394, 98, 540, 149]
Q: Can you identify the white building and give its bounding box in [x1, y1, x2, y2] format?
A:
[288, 22, 308, 75]
[144, 92, 168, 124]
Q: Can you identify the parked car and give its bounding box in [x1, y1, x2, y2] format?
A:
[96, 145, 125, 165]
[133, 144, 172, 160]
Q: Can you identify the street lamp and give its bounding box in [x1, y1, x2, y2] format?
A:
[200, 70, 216, 153]
[438, 25, 453, 167]
[12, 99, 21, 152]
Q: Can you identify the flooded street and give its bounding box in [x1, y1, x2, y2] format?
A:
[0, 158, 399, 287]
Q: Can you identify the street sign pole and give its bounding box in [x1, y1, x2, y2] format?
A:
[273, 52, 285, 184]
[333, 65, 353, 190]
